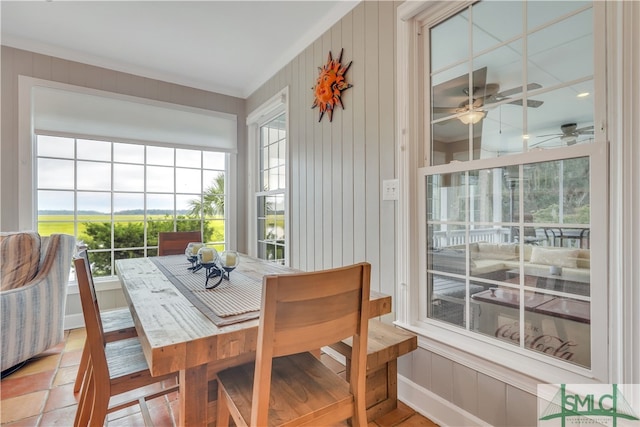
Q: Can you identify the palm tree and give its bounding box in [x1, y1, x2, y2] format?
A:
[189, 173, 225, 217]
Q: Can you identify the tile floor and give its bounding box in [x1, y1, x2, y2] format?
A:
[0, 328, 437, 426]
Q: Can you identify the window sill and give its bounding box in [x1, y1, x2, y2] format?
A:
[67, 276, 123, 295]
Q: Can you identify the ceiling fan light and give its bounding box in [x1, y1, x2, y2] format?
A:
[458, 110, 486, 125]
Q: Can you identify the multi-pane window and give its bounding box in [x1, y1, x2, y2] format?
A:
[256, 113, 286, 264]
[421, 0, 605, 371]
[36, 134, 228, 277]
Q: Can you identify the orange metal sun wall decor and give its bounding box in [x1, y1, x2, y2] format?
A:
[311, 49, 353, 122]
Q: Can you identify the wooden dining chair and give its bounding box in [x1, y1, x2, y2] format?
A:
[157, 231, 201, 256]
[216, 262, 371, 427]
[73, 250, 178, 427]
[73, 284, 137, 392]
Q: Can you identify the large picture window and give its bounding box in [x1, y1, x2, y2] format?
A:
[36, 134, 229, 277]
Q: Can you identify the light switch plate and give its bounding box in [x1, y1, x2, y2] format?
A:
[382, 179, 398, 201]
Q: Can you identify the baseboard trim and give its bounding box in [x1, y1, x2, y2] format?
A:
[398, 375, 491, 427]
[64, 313, 85, 331]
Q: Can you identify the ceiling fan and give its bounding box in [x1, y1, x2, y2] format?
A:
[433, 82, 545, 123]
[531, 123, 595, 147]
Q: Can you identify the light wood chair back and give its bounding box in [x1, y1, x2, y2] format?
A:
[73, 251, 177, 426]
[217, 262, 371, 427]
[157, 231, 201, 256]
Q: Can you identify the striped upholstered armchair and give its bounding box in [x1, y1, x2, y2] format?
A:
[1, 232, 75, 373]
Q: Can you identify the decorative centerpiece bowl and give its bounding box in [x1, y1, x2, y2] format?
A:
[185, 242, 204, 271]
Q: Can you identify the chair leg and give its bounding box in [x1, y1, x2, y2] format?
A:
[74, 342, 89, 393]
[216, 383, 231, 427]
[89, 384, 110, 427]
[75, 364, 94, 427]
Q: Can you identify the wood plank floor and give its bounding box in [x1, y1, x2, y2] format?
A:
[0, 328, 438, 426]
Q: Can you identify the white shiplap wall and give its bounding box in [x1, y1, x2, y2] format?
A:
[246, 1, 399, 300]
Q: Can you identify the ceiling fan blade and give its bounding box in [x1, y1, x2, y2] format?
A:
[506, 98, 544, 108]
[496, 82, 543, 98]
[536, 133, 563, 138]
[433, 106, 459, 113]
[530, 136, 560, 147]
[576, 125, 594, 133]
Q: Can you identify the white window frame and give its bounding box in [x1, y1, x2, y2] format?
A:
[395, 0, 612, 388]
[246, 87, 290, 265]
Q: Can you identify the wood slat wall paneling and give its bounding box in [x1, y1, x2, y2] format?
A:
[331, 21, 343, 268]
[364, 1, 381, 291]
[378, 1, 397, 300]
[305, 45, 316, 272]
[313, 37, 324, 271]
[322, 30, 333, 270]
[342, 10, 355, 266]
[245, 1, 399, 294]
[352, 3, 367, 266]
[291, 56, 300, 269]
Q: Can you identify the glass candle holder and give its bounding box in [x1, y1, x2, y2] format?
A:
[185, 242, 204, 270]
[197, 246, 219, 266]
[219, 250, 239, 270]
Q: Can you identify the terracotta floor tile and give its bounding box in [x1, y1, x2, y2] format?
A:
[43, 383, 79, 412]
[38, 404, 77, 426]
[0, 369, 55, 399]
[149, 401, 174, 426]
[51, 365, 78, 387]
[0, 390, 47, 424]
[1, 414, 40, 427]
[59, 349, 82, 368]
[5, 354, 60, 379]
[0, 327, 439, 427]
[64, 330, 86, 352]
[107, 411, 146, 426]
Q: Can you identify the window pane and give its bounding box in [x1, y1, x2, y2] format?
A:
[527, 1, 591, 31]
[203, 151, 225, 170]
[147, 146, 174, 166]
[38, 158, 74, 189]
[113, 164, 144, 191]
[114, 193, 143, 215]
[77, 139, 111, 161]
[527, 9, 593, 88]
[77, 192, 110, 214]
[473, 1, 522, 54]
[77, 161, 111, 191]
[527, 82, 595, 149]
[114, 142, 144, 164]
[147, 194, 173, 212]
[176, 149, 201, 168]
[205, 219, 225, 244]
[38, 190, 73, 212]
[431, 10, 469, 71]
[37, 135, 74, 158]
[147, 166, 174, 192]
[427, 172, 467, 222]
[176, 168, 201, 194]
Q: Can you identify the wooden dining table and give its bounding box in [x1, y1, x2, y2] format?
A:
[115, 254, 391, 426]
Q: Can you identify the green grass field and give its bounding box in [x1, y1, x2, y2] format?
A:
[37, 214, 224, 239]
